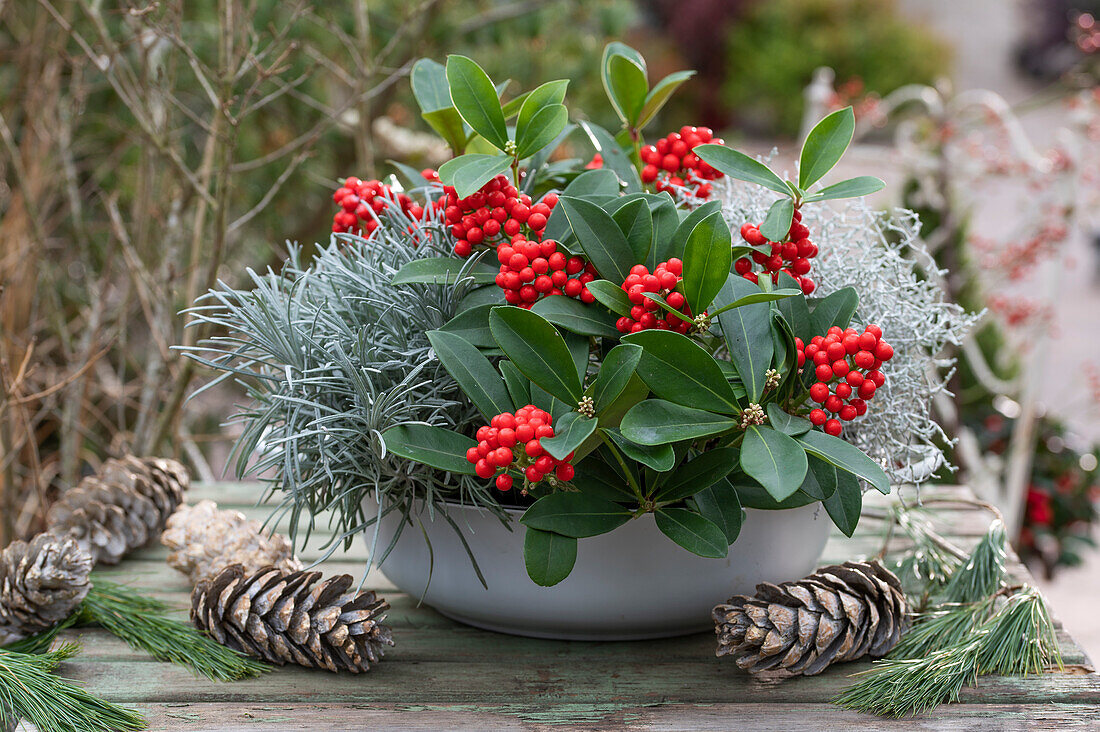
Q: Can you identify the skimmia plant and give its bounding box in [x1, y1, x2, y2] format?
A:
[194, 43, 957, 587]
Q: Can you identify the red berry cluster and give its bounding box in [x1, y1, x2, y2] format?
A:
[640, 127, 725, 199]
[443, 175, 555, 258]
[494, 239, 598, 308]
[332, 177, 424, 235]
[795, 325, 894, 436]
[614, 259, 697, 334]
[465, 406, 576, 492]
[735, 210, 818, 295]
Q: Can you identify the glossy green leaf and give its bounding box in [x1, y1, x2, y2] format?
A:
[427, 330, 512, 420]
[796, 428, 890, 495]
[578, 120, 642, 192]
[391, 257, 499, 286]
[691, 478, 743, 544]
[381, 424, 476, 475]
[607, 53, 648, 125]
[622, 329, 739, 413]
[456, 284, 505, 312]
[759, 197, 794, 242]
[809, 287, 859, 334]
[620, 399, 737, 445]
[798, 106, 855, 189]
[587, 343, 643, 412]
[638, 70, 696, 128]
[489, 307, 582, 404]
[541, 411, 597, 460]
[646, 192, 681, 270]
[520, 492, 632, 537]
[499, 359, 530, 407]
[655, 508, 728, 558]
[563, 330, 589, 383]
[714, 274, 774, 401]
[663, 200, 721, 264]
[766, 403, 812, 436]
[600, 42, 646, 120]
[612, 198, 653, 264]
[805, 175, 885, 202]
[604, 427, 675, 472]
[524, 528, 577, 586]
[516, 104, 569, 160]
[445, 55, 509, 151]
[562, 167, 622, 196]
[655, 447, 739, 503]
[735, 482, 818, 510]
[558, 196, 634, 283]
[421, 108, 468, 155]
[708, 288, 802, 318]
[531, 295, 620, 338]
[571, 456, 635, 501]
[693, 145, 790, 196]
[584, 279, 633, 317]
[682, 211, 733, 316]
[439, 304, 496, 347]
[799, 455, 839, 501]
[740, 425, 808, 501]
[437, 154, 513, 199]
[823, 468, 862, 536]
[516, 80, 568, 131]
[774, 272, 813, 342]
[411, 59, 452, 112]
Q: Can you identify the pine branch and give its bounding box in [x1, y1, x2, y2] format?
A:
[0, 644, 145, 732]
[78, 579, 269, 682]
[888, 596, 993, 660]
[937, 519, 1007, 604]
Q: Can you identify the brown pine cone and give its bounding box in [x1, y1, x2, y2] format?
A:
[46, 455, 189, 565]
[191, 564, 393, 673]
[0, 534, 93, 645]
[713, 560, 911, 675]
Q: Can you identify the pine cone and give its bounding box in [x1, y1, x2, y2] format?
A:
[46, 456, 189, 565]
[162, 500, 302, 584]
[0, 534, 92, 645]
[191, 564, 393, 673]
[713, 560, 911, 676]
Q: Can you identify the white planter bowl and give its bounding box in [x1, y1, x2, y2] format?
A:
[367, 498, 831, 641]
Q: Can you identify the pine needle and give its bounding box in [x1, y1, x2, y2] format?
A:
[977, 586, 1062, 676]
[0, 644, 145, 732]
[888, 597, 993, 659]
[938, 519, 1006, 604]
[79, 579, 269, 682]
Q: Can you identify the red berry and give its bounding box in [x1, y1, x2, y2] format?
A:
[475, 459, 494, 479]
[858, 380, 877, 399]
[810, 383, 830, 403]
[874, 341, 894, 361]
[525, 466, 543, 482]
[853, 350, 876, 369]
[815, 364, 834, 381]
[496, 474, 513, 491]
[839, 405, 858, 421]
[824, 419, 842, 436]
[555, 464, 575, 481]
[809, 409, 828, 426]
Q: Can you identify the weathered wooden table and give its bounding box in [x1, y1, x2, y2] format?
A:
[53, 482, 1100, 730]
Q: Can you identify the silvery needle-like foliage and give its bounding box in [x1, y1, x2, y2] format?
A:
[713, 177, 980, 486]
[184, 190, 504, 568]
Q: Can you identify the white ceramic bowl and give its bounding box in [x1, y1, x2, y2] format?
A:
[366, 498, 831, 641]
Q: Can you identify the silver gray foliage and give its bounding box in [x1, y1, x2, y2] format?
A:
[710, 177, 980, 486]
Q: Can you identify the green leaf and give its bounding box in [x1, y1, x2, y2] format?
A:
[571, 456, 635, 501]
[516, 104, 569, 160]
[646, 192, 680, 270]
[421, 109, 468, 155]
[766, 403, 812, 436]
[708, 288, 801, 318]
[796, 429, 890, 495]
[489, 307, 582, 404]
[798, 106, 855, 189]
[391, 257, 499, 286]
[611, 198, 653, 264]
[427, 330, 512, 420]
[799, 455, 839, 501]
[584, 279, 633, 317]
[693, 145, 790, 195]
[714, 274, 773, 401]
[523, 528, 577, 586]
[735, 482, 818, 510]
[774, 273, 813, 342]
[622, 329, 740, 413]
[805, 175, 885, 202]
[515, 79, 568, 130]
[381, 424, 476, 475]
[638, 70, 696, 128]
[558, 196, 635, 283]
[759, 198, 794, 242]
[691, 478, 743, 544]
[655, 508, 728, 558]
[604, 427, 675, 472]
[445, 55, 509, 151]
[607, 54, 648, 125]
[540, 411, 597, 460]
[822, 469, 862, 536]
[439, 304, 496, 347]
[563, 167, 622, 196]
[578, 120, 642, 193]
[682, 211, 733, 316]
[437, 154, 513, 199]
[520, 492, 632, 538]
[655, 447, 739, 503]
[809, 287, 859, 335]
[620, 399, 737, 445]
[411, 58, 452, 112]
[600, 42, 646, 121]
[740, 425, 808, 501]
[587, 343, 643, 413]
[531, 295, 620, 338]
[663, 200, 721, 264]
[563, 330, 589, 383]
[499, 360, 530, 407]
